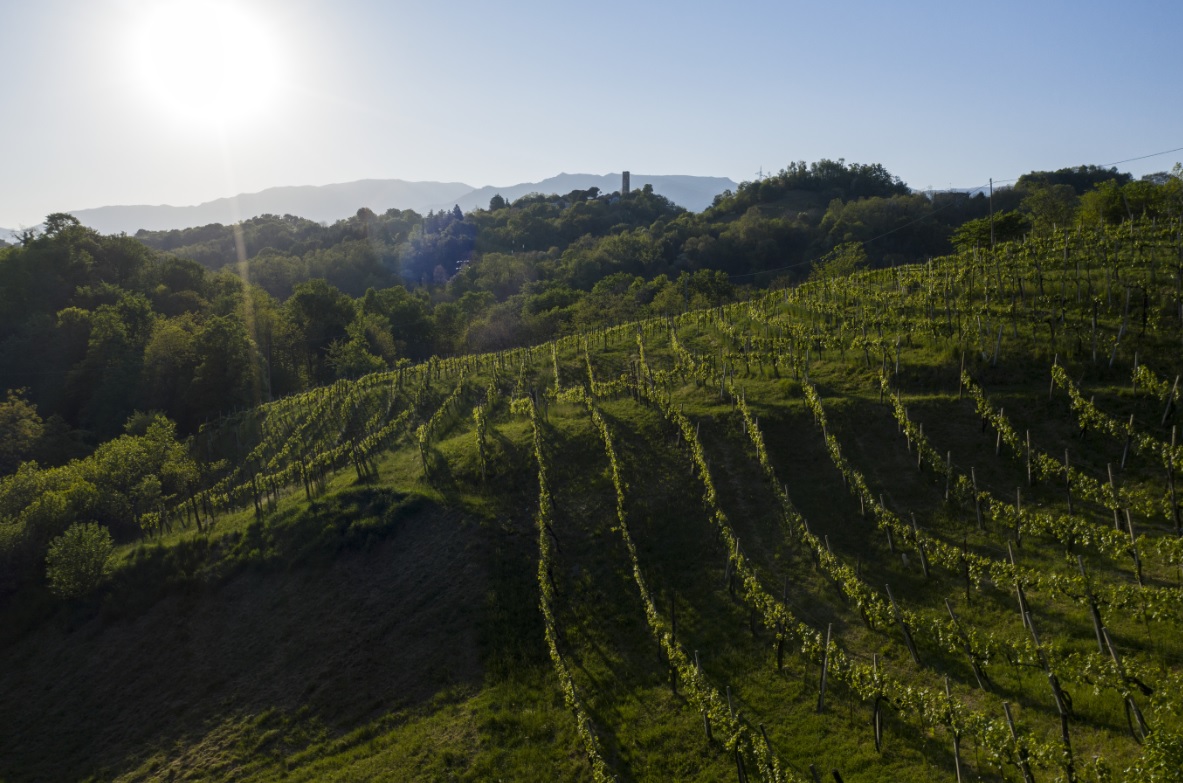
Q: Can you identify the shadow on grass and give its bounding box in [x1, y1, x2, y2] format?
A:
[0, 486, 508, 782]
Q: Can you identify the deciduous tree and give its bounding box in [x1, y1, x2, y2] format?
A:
[45, 522, 114, 599]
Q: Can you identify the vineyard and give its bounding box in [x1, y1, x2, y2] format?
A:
[4, 219, 1183, 781]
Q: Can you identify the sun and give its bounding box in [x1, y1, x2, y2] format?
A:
[132, 2, 283, 129]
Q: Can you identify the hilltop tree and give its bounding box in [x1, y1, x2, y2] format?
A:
[43, 212, 82, 237]
[1016, 164, 1131, 194]
[708, 159, 909, 217]
[1022, 183, 1080, 231]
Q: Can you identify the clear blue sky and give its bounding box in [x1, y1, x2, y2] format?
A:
[2, 0, 1181, 228]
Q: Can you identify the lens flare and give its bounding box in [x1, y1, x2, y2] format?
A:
[132, 2, 282, 128]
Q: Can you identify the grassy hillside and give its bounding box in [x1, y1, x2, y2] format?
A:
[3, 220, 1183, 781]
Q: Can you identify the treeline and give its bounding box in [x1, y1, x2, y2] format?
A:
[950, 164, 1183, 247]
[0, 209, 738, 466]
[133, 186, 687, 298]
[3, 160, 1181, 469]
[140, 159, 1183, 299]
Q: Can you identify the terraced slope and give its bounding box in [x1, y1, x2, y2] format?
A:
[2, 220, 1182, 781]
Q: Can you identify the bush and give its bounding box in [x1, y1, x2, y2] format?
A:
[45, 523, 114, 599]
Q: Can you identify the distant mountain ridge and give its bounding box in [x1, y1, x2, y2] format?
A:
[69, 180, 473, 235]
[67, 174, 738, 235]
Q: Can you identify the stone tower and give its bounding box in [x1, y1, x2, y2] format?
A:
[622, 171, 630, 195]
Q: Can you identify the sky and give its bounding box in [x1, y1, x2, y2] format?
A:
[2, 0, 1181, 229]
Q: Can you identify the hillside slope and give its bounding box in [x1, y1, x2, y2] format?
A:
[3, 220, 1183, 782]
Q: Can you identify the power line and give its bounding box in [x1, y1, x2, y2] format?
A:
[1101, 145, 1183, 168]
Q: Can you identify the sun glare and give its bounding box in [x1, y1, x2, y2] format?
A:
[132, 2, 283, 129]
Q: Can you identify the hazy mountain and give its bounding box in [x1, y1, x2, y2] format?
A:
[444, 173, 737, 213]
[66, 174, 737, 235]
[70, 180, 473, 235]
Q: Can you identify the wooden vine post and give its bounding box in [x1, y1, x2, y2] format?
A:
[871, 653, 884, 752]
[1076, 555, 1107, 655]
[1025, 612, 1075, 783]
[946, 598, 989, 690]
[1003, 702, 1037, 783]
[945, 676, 963, 783]
[817, 623, 832, 713]
[1169, 426, 1180, 535]
[885, 584, 921, 665]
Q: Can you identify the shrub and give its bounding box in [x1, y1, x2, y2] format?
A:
[45, 522, 114, 599]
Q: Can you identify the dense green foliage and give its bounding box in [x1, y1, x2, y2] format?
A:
[4, 211, 1183, 780]
[0, 413, 197, 592]
[0, 389, 45, 474]
[0, 203, 739, 450]
[4, 160, 1179, 459]
[45, 521, 114, 598]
